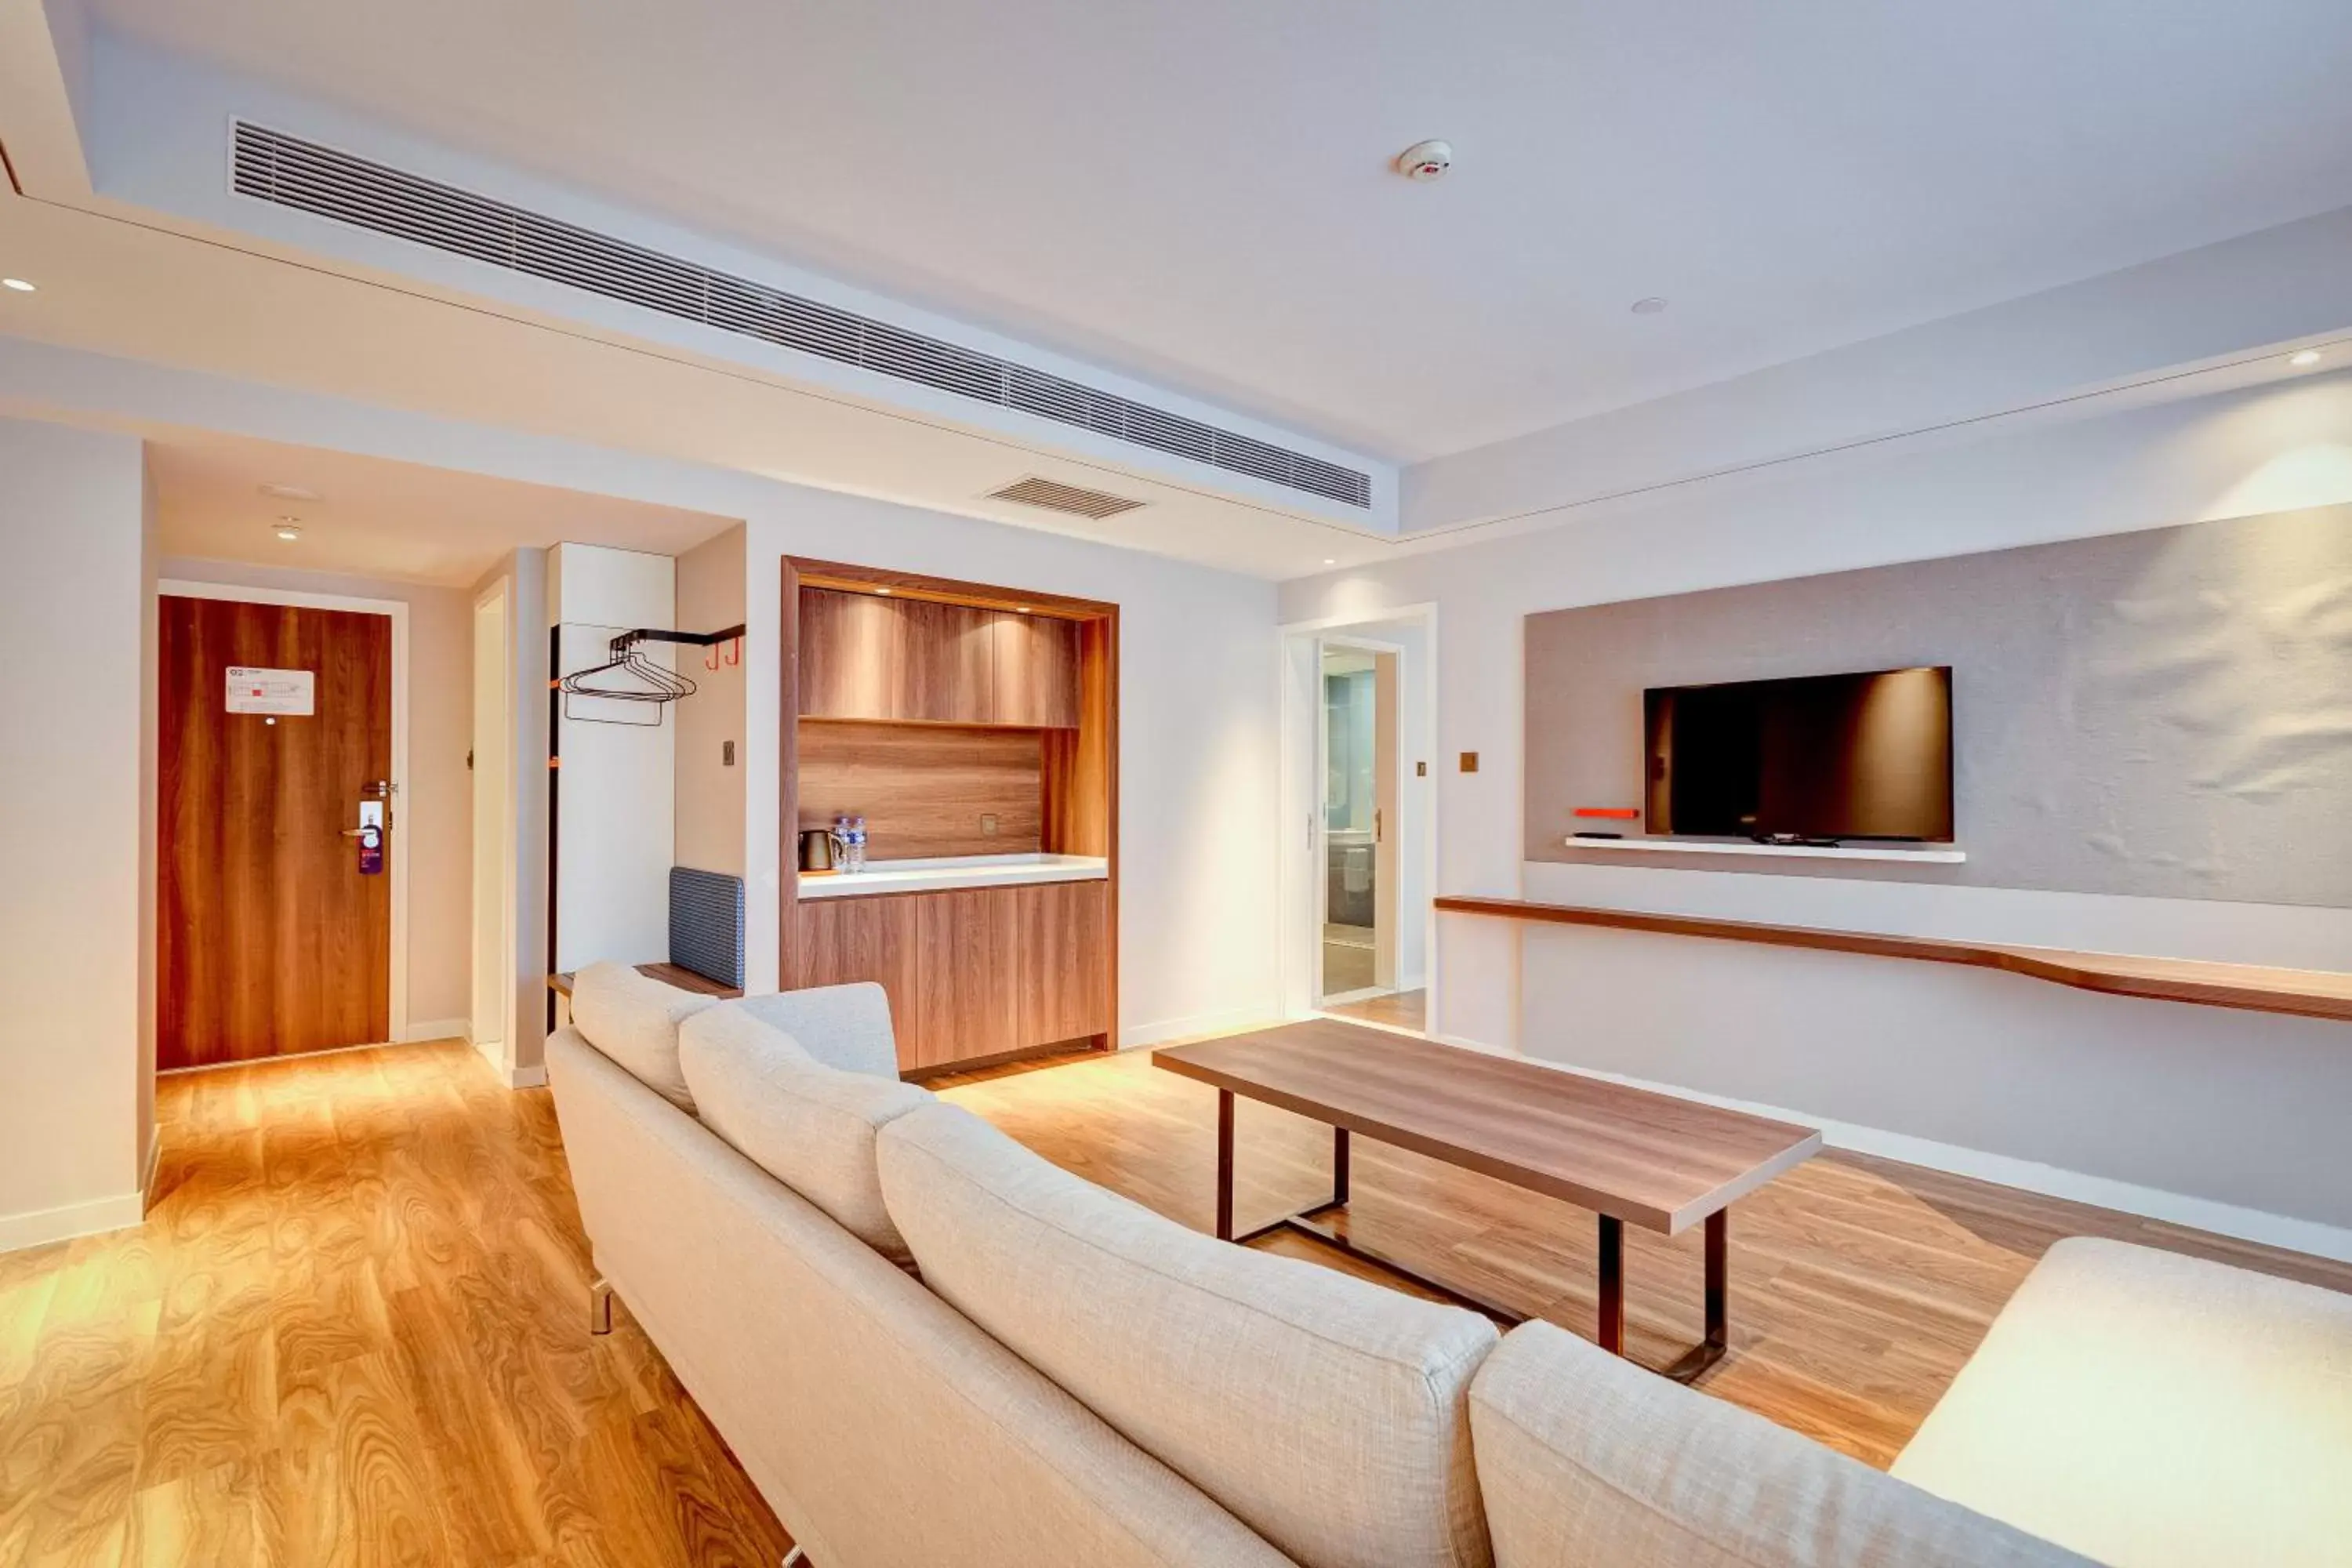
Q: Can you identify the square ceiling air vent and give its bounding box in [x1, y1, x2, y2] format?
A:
[985, 477, 1146, 521]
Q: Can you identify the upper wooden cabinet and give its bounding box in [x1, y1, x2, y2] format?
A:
[799, 586, 1080, 727]
[991, 612, 1081, 728]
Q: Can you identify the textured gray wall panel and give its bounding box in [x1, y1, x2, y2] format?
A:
[1524, 506, 2352, 907]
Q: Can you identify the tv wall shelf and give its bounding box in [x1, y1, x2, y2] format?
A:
[1565, 837, 1968, 865]
[1435, 895, 2352, 1023]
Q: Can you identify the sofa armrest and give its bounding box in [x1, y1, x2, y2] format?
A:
[1892, 1236, 2352, 1568]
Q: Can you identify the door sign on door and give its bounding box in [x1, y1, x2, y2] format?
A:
[356, 800, 385, 876]
[226, 666, 315, 715]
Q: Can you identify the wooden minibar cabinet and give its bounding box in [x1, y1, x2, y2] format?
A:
[781, 558, 1117, 1076]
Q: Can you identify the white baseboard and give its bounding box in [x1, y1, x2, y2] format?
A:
[0, 1189, 147, 1254]
[1428, 1033, 2352, 1265]
[402, 1017, 470, 1044]
[1117, 1007, 1286, 1051]
[469, 1032, 546, 1088]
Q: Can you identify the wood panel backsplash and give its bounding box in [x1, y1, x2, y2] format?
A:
[796, 720, 1044, 859]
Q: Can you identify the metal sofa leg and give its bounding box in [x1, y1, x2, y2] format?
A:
[782, 1548, 808, 1567]
[589, 1275, 614, 1336]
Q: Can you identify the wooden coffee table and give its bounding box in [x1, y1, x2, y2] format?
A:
[1154, 1020, 1822, 1380]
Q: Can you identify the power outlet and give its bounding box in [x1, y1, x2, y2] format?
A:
[981, 813, 999, 836]
[722, 740, 736, 767]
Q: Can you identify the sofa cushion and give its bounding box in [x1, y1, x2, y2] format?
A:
[724, 982, 900, 1080]
[680, 1003, 932, 1264]
[568, 960, 719, 1111]
[1470, 1319, 2088, 1568]
[876, 1101, 1497, 1568]
[546, 1027, 1295, 1568]
[1892, 1236, 2352, 1568]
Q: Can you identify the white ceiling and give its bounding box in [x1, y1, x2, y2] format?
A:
[85, 0, 2352, 463]
[146, 429, 736, 585]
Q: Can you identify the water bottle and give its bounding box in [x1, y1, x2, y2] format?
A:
[848, 815, 868, 873]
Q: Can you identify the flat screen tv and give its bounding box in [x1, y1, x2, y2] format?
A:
[1643, 666, 1953, 842]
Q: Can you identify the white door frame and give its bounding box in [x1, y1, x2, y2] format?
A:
[1316, 634, 1403, 1006]
[470, 578, 516, 1079]
[158, 579, 413, 1047]
[1278, 602, 1439, 1029]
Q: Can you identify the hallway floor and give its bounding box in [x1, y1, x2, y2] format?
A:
[0, 1040, 793, 1567]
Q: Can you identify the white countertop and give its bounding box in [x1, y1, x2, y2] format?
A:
[797, 852, 1110, 899]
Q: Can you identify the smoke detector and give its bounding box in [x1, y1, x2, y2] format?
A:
[1395, 140, 1453, 182]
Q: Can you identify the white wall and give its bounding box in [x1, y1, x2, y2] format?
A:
[737, 493, 1283, 1044]
[469, 548, 551, 1080]
[160, 556, 477, 1038]
[1279, 368, 2352, 1255]
[674, 524, 747, 877]
[136, 445, 158, 1183]
[0, 416, 150, 1250]
[549, 544, 676, 975]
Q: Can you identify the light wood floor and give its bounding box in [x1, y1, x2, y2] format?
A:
[1320, 988, 1427, 1031]
[0, 1040, 792, 1568]
[8, 1036, 2350, 1564]
[942, 1047, 2352, 1467]
[1319, 940, 1376, 993]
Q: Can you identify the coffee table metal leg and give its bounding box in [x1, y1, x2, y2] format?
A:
[1706, 1209, 1727, 1348]
[1597, 1214, 1624, 1354]
[1659, 1209, 1731, 1384]
[1332, 1126, 1350, 1206]
[1215, 1089, 1235, 1242]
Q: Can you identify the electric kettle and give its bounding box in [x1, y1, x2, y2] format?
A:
[799, 826, 845, 872]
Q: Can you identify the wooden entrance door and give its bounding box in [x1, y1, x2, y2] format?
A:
[159, 596, 394, 1069]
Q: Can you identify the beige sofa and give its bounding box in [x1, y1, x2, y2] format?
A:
[549, 964, 2352, 1568]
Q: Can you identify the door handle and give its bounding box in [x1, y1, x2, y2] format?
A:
[1374, 808, 1383, 844]
[340, 827, 375, 838]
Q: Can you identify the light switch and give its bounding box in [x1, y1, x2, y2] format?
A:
[723, 740, 736, 766]
[1416, 760, 1428, 777]
[1460, 751, 1479, 773]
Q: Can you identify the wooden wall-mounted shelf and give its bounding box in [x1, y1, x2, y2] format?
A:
[1563, 836, 1968, 865]
[1434, 895, 2352, 1024]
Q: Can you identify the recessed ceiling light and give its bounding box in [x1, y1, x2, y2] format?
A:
[274, 517, 303, 542]
[1322, 558, 1338, 565]
[873, 586, 892, 596]
[2290, 349, 2322, 368]
[1, 278, 34, 293]
[1631, 296, 1668, 315]
[260, 482, 321, 502]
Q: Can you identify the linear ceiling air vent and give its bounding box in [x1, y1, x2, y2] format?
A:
[985, 477, 1147, 520]
[230, 122, 1373, 510]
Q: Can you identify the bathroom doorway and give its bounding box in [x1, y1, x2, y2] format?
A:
[1280, 606, 1436, 1035]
